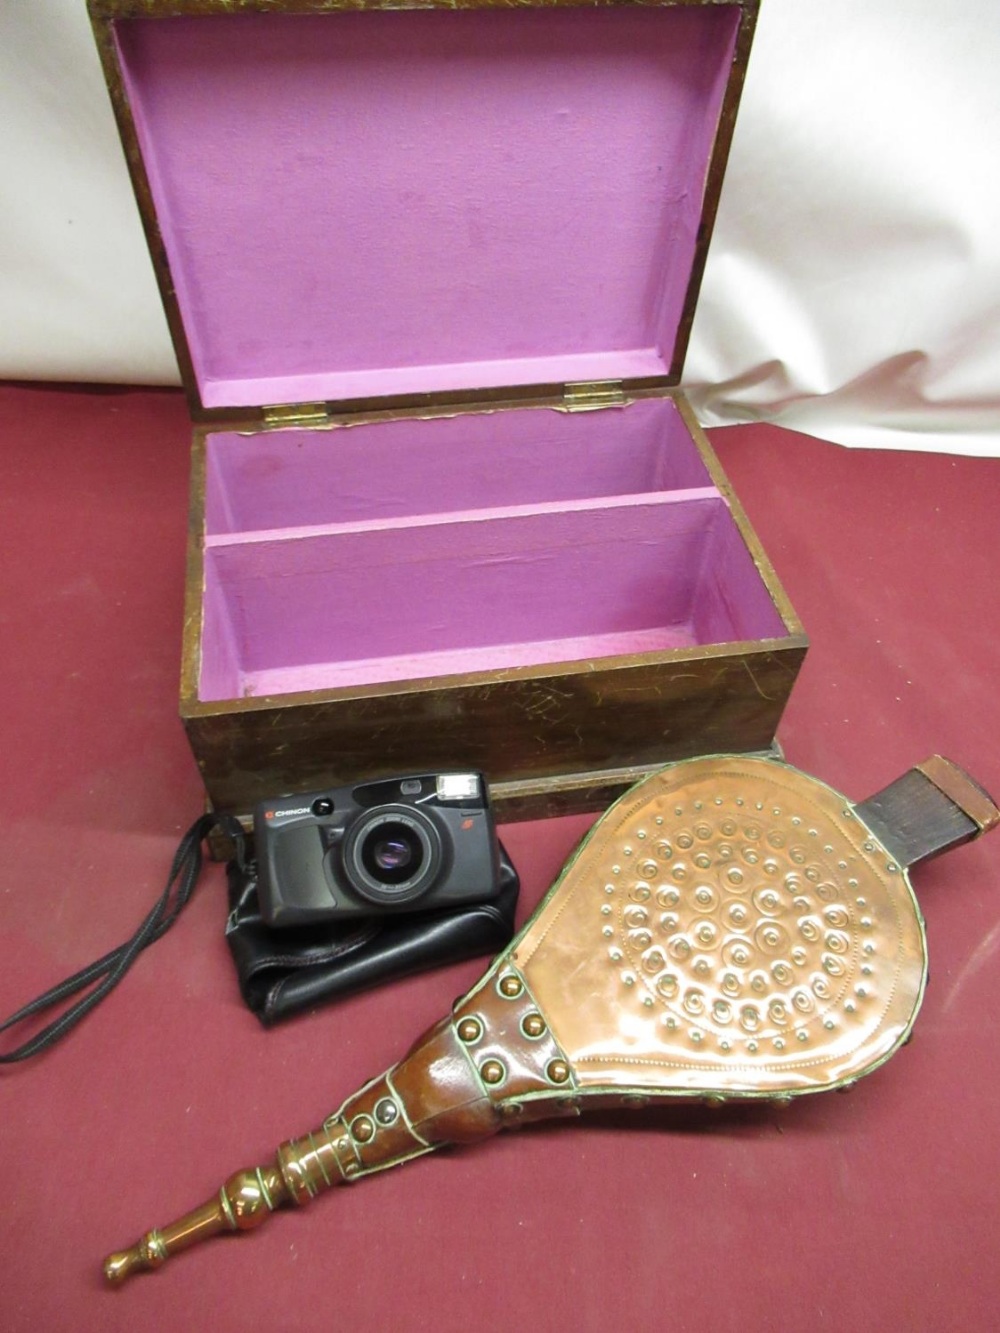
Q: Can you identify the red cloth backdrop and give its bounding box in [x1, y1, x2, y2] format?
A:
[2, 383, 998, 1331]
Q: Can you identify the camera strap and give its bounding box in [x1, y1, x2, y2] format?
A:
[0, 813, 246, 1065]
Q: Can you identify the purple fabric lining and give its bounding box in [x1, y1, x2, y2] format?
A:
[199, 487, 786, 701]
[241, 625, 697, 696]
[204, 398, 712, 535]
[114, 6, 739, 408]
[197, 395, 789, 701]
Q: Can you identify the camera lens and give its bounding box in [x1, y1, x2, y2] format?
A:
[343, 806, 443, 907]
[374, 839, 410, 871]
[363, 824, 420, 882]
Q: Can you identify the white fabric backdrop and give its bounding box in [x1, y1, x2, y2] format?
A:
[2, 0, 998, 454]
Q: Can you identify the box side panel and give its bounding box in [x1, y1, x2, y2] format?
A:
[184, 641, 807, 815]
[180, 432, 208, 703]
[675, 394, 804, 637]
[691, 503, 790, 644]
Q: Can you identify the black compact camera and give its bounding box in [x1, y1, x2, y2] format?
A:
[254, 773, 503, 927]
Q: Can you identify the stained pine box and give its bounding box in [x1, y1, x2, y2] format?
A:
[90, 0, 806, 819]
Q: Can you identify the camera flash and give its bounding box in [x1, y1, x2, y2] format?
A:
[437, 774, 480, 802]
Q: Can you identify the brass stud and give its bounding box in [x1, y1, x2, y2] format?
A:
[375, 1098, 399, 1126]
[457, 1016, 483, 1044]
[481, 1059, 506, 1086]
[521, 1013, 546, 1039]
[547, 1059, 571, 1085]
[499, 975, 523, 999]
[351, 1116, 375, 1144]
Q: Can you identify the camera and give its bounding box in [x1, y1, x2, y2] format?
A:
[254, 773, 503, 927]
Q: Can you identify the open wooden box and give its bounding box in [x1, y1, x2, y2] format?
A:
[90, 0, 807, 820]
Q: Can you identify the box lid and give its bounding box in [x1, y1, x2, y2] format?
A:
[91, 0, 757, 422]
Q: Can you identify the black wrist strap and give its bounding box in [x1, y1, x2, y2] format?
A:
[0, 813, 245, 1065]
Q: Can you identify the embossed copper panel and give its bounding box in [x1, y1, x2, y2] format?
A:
[513, 756, 926, 1096]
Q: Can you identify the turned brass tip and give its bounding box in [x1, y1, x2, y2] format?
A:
[103, 1248, 141, 1285]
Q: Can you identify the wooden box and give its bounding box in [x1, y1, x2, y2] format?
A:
[90, 0, 807, 821]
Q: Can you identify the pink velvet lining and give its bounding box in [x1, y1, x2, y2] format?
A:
[197, 400, 788, 701]
[114, 6, 740, 409]
[202, 492, 723, 697]
[204, 396, 712, 535]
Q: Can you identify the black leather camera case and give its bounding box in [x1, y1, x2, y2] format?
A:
[225, 843, 519, 1025]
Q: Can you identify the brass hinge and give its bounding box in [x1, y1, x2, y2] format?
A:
[562, 380, 627, 412]
[262, 401, 330, 428]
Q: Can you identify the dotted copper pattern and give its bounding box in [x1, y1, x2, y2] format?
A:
[517, 757, 927, 1094]
[605, 788, 887, 1053]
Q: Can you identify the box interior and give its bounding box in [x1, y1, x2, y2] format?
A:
[114, 5, 741, 410]
[109, 4, 788, 714]
[199, 398, 789, 701]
